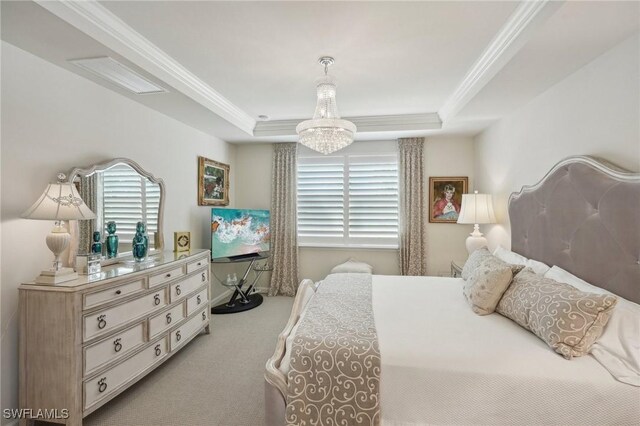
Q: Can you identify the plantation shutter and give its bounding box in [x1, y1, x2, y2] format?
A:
[297, 151, 399, 248]
[348, 155, 399, 245]
[102, 164, 160, 247]
[297, 157, 345, 246]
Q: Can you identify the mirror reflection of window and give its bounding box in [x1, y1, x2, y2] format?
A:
[101, 164, 160, 251]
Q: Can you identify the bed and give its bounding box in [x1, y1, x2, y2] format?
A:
[265, 156, 640, 425]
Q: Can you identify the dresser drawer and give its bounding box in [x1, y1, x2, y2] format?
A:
[148, 304, 185, 339]
[84, 322, 145, 376]
[149, 266, 185, 288]
[186, 287, 208, 316]
[186, 256, 208, 274]
[84, 290, 168, 341]
[171, 270, 209, 302]
[170, 308, 209, 351]
[84, 337, 168, 410]
[83, 279, 146, 310]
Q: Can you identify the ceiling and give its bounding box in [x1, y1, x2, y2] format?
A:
[2, 1, 638, 143]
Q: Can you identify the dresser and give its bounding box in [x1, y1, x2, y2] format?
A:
[18, 249, 211, 426]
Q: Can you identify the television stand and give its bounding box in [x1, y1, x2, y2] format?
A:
[210, 253, 270, 314]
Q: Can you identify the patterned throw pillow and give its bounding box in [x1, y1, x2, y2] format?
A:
[463, 263, 513, 315]
[461, 247, 524, 281]
[496, 268, 618, 359]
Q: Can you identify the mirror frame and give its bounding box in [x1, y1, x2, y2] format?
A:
[67, 158, 166, 254]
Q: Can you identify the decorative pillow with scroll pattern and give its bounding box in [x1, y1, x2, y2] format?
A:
[496, 268, 618, 359]
[463, 262, 513, 315]
[461, 247, 524, 281]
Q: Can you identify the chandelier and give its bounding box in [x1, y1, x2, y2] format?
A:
[296, 57, 356, 155]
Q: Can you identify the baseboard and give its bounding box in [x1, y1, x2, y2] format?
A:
[254, 286, 269, 294]
[210, 289, 233, 306]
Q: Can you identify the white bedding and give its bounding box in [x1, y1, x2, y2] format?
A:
[373, 275, 640, 426]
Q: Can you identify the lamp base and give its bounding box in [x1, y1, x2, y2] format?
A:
[465, 224, 488, 254]
[35, 267, 78, 285]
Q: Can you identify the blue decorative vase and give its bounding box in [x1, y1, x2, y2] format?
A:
[105, 221, 119, 259]
[132, 221, 149, 262]
[91, 231, 103, 255]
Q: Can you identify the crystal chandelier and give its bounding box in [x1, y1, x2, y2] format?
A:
[296, 57, 356, 155]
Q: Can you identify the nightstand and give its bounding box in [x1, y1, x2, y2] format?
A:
[451, 260, 465, 278]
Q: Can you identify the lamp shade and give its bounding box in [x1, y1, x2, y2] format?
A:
[22, 182, 96, 221]
[457, 193, 496, 224]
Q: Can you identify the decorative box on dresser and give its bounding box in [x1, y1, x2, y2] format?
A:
[18, 249, 211, 426]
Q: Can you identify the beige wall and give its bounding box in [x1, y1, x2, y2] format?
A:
[0, 42, 236, 417]
[424, 137, 476, 274]
[474, 33, 640, 251]
[233, 136, 475, 282]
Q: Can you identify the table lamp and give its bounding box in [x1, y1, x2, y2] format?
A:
[457, 191, 496, 254]
[22, 173, 96, 284]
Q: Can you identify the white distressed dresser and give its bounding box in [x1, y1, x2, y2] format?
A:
[18, 249, 211, 426]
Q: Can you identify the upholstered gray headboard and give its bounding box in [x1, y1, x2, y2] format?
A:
[509, 156, 640, 303]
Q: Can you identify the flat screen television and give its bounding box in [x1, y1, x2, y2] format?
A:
[211, 208, 270, 260]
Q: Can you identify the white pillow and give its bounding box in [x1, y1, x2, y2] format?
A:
[493, 245, 527, 265]
[330, 258, 373, 274]
[545, 266, 640, 386]
[493, 245, 550, 275]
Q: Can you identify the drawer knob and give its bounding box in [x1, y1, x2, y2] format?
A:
[176, 285, 181, 296]
[154, 344, 162, 357]
[98, 378, 108, 393]
[197, 262, 202, 266]
[176, 330, 182, 342]
[202, 311, 207, 321]
[165, 273, 171, 278]
[115, 290, 122, 295]
[201, 272, 206, 282]
[113, 338, 122, 353]
[166, 312, 172, 324]
[154, 294, 161, 306]
[197, 295, 202, 305]
[97, 315, 107, 330]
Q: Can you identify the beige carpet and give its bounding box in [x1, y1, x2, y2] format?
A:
[83, 296, 293, 426]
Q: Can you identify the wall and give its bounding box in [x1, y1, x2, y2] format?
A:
[474, 33, 640, 251]
[424, 137, 476, 274]
[234, 136, 475, 282]
[0, 42, 236, 417]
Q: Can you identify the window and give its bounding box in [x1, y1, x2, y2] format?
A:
[102, 164, 160, 247]
[297, 146, 399, 248]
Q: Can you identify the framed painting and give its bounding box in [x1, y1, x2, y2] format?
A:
[428, 176, 468, 223]
[198, 156, 230, 206]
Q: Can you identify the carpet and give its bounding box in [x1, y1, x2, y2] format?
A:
[84, 295, 293, 426]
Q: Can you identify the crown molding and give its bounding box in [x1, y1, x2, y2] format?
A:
[439, 0, 563, 122]
[253, 113, 441, 137]
[35, 0, 256, 134]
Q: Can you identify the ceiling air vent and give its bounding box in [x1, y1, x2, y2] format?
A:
[69, 57, 168, 95]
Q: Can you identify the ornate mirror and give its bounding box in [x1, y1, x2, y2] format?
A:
[67, 158, 165, 258]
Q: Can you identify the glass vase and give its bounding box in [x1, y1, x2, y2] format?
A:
[132, 221, 149, 262]
[105, 221, 119, 259]
[91, 231, 103, 255]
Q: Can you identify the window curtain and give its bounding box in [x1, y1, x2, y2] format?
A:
[398, 137, 427, 275]
[67, 174, 98, 266]
[268, 143, 299, 296]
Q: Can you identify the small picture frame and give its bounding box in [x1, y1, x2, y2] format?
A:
[198, 156, 230, 206]
[174, 231, 191, 252]
[429, 177, 468, 223]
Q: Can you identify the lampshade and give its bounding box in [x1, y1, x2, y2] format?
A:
[22, 181, 96, 221]
[296, 57, 356, 155]
[457, 192, 496, 225]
